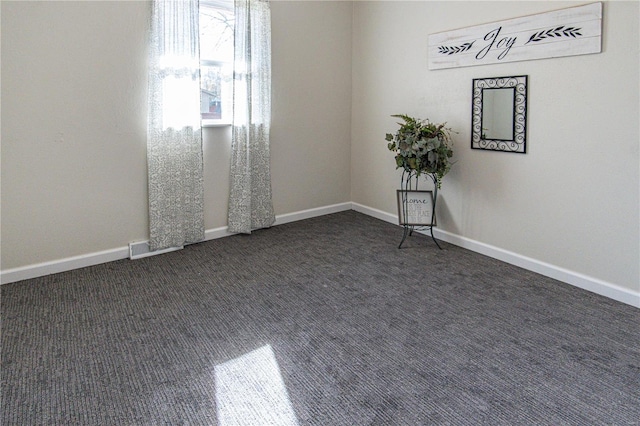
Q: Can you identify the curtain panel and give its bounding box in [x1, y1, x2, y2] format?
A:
[147, 0, 205, 251]
[227, 0, 275, 234]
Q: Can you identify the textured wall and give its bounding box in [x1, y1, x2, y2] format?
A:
[270, 0, 352, 216]
[1, 1, 150, 269]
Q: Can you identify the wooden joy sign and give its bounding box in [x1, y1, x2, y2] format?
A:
[428, 2, 602, 70]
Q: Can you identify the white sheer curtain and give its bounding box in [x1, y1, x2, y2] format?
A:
[147, 0, 204, 251]
[227, 0, 275, 234]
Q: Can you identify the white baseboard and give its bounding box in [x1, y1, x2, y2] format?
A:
[0, 247, 129, 285]
[352, 202, 397, 224]
[273, 202, 352, 226]
[352, 202, 640, 308]
[3, 201, 638, 309]
[0, 202, 353, 285]
[203, 202, 352, 239]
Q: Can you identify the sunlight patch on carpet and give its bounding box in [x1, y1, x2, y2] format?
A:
[215, 345, 299, 426]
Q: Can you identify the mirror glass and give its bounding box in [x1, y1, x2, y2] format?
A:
[471, 75, 527, 153]
[482, 88, 514, 140]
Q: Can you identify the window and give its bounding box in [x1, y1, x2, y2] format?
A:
[200, 0, 234, 124]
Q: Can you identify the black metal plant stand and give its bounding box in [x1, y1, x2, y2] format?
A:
[398, 170, 442, 250]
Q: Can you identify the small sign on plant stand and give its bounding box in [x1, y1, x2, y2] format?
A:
[397, 171, 440, 249]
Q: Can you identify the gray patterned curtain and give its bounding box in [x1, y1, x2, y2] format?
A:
[147, 0, 205, 251]
[227, 0, 275, 234]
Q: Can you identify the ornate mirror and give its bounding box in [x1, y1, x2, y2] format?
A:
[471, 75, 527, 153]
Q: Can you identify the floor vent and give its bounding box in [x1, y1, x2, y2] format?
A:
[129, 241, 183, 260]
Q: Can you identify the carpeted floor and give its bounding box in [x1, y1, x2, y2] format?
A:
[2, 211, 639, 425]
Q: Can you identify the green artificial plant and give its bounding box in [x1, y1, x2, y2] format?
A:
[385, 114, 454, 187]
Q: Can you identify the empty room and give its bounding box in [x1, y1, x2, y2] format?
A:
[1, 0, 638, 424]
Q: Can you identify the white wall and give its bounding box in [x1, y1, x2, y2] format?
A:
[270, 1, 352, 215]
[351, 1, 639, 296]
[1, 1, 150, 269]
[1, 1, 352, 271]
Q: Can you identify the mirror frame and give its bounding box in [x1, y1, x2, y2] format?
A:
[471, 75, 528, 153]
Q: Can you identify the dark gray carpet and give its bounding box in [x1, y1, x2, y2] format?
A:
[2, 211, 639, 425]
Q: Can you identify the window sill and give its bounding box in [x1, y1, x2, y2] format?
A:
[202, 120, 232, 128]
